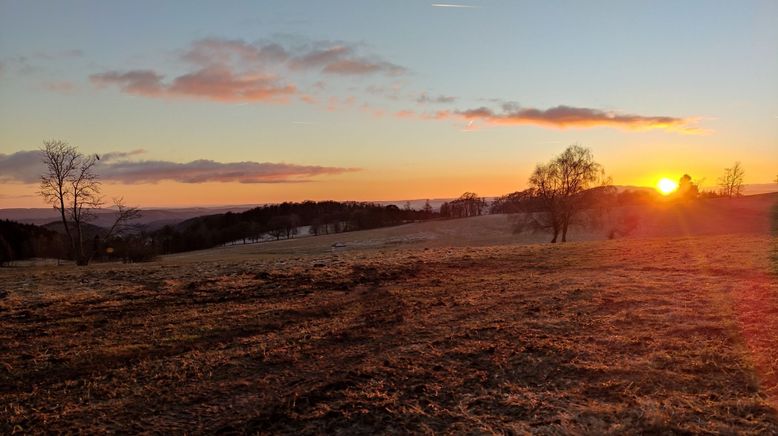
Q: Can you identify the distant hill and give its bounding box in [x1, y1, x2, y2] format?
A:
[3, 183, 775, 230]
[742, 183, 778, 195]
[0, 206, 257, 230]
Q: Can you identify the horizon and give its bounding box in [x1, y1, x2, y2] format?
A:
[1, 182, 778, 212]
[2, 1, 777, 208]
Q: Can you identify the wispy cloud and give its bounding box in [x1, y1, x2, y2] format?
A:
[90, 70, 166, 97]
[103, 159, 358, 184]
[431, 3, 479, 8]
[416, 92, 457, 104]
[100, 149, 146, 162]
[2, 49, 84, 77]
[0, 150, 358, 184]
[412, 104, 704, 133]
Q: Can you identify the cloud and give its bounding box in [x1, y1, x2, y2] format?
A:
[168, 67, 295, 102]
[90, 38, 406, 103]
[103, 159, 357, 184]
[91, 67, 295, 102]
[181, 38, 290, 67]
[2, 49, 84, 77]
[100, 149, 146, 162]
[90, 70, 165, 96]
[416, 92, 457, 104]
[290, 44, 405, 76]
[0, 150, 43, 183]
[0, 150, 358, 184]
[414, 104, 703, 133]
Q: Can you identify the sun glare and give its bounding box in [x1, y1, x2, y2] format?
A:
[657, 177, 678, 195]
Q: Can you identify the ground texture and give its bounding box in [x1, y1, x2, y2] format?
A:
[1, 234, 777, 433]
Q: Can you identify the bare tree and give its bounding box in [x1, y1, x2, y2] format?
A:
[718, 162, 745, 198]
[423, 199, 433, 217]
[39, 140, 138, 265]
[525, 164, 564, 241]
[449, 192, 487, 218]
[103, 198, 141, 239]
[525, 145, 606, 243]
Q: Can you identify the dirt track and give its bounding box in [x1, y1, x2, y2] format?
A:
[1, 234, 777, 433]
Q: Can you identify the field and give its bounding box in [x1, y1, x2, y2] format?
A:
[2, 197, 778, 433]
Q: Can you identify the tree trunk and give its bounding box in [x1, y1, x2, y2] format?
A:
[561, 220, 569, 243]
[72, 220, 91, 265]
[57, 194, 76, 259]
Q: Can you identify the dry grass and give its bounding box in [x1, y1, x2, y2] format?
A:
[1, 234, 777, 433]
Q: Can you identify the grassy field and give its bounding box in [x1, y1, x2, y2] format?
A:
[167, 193, 776, 260]
[2, 230, 777, 433]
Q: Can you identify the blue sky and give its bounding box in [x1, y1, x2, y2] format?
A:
[1, 0, 776, 206]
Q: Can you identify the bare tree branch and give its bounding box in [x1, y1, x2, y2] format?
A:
[38, 140, 107, 265]
[718, 162, 745, 198]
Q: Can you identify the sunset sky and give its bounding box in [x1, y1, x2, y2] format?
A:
[1, 1, 777, 208]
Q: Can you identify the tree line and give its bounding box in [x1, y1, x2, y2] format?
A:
[151, 201, 437, 254]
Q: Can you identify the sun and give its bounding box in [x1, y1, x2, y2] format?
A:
[657, 177, 678, 195]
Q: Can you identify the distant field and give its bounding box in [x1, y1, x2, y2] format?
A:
[2, 232, 777, 433]
[170, 193, 776, 261]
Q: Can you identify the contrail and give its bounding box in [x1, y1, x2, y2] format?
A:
[432, 3, 479, 8]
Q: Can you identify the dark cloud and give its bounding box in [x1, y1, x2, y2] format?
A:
[0, 150, 43, 184]
[0, 150, 358, 184]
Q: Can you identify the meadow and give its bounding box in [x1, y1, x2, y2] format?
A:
[1, 195, 777, 433]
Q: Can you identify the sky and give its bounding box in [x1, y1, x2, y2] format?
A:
[1, 0, 777, 208]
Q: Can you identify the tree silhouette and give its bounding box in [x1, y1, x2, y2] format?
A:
[39, 140, 138, 265]
[526, 145, 606, 243]
[718, 162, 745, 198]
[423, 199, 433, 218]
[676, 174, 699, 200]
